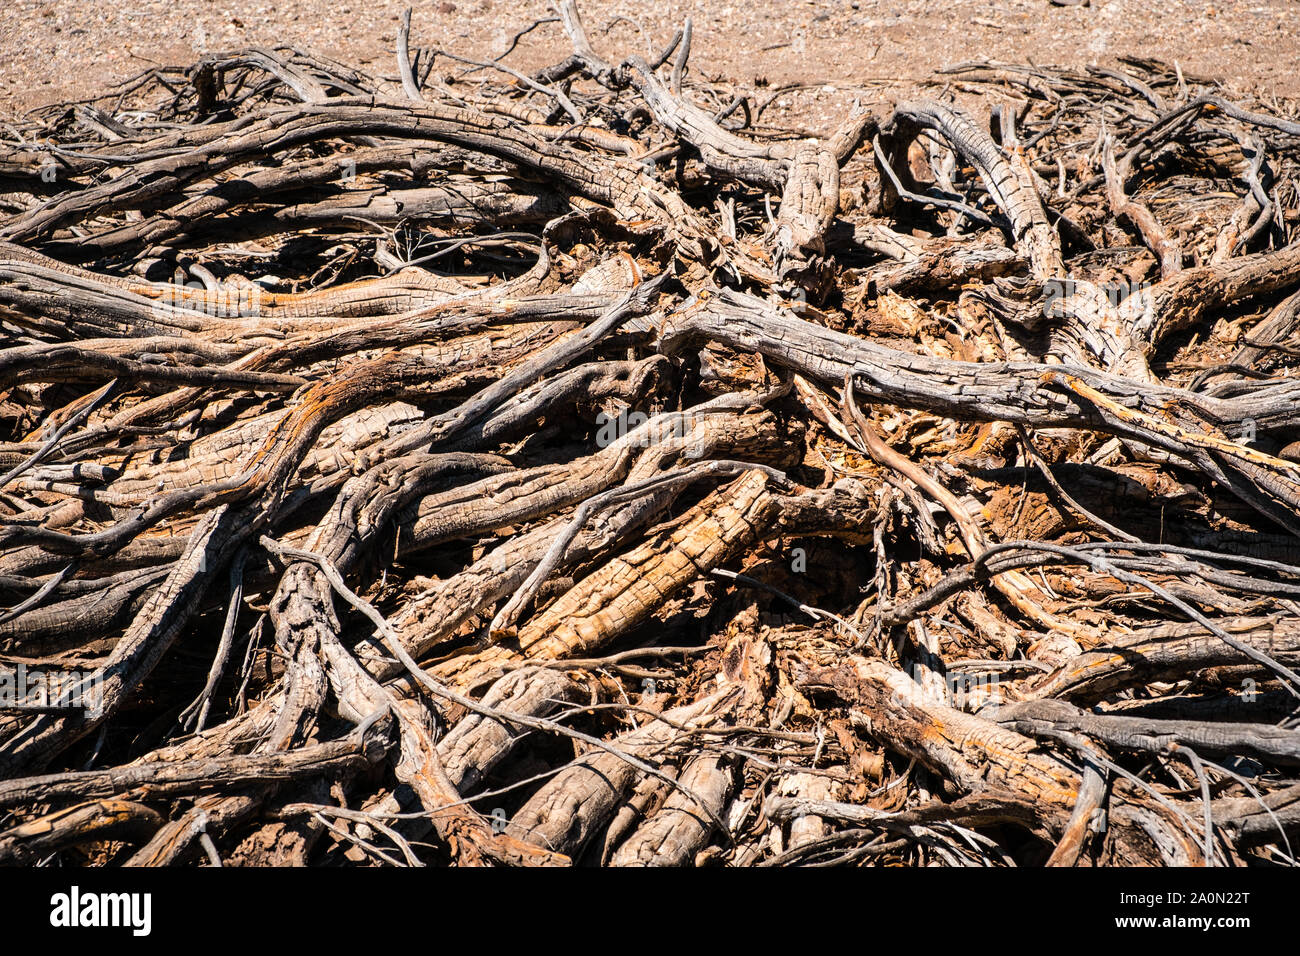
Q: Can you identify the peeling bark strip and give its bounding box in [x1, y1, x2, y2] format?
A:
[1, 4, 1299, 867]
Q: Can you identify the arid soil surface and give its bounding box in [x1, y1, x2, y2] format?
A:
[2, 0, 1297, 121]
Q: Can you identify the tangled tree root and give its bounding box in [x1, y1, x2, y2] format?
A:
[2, 3, 1300, 867]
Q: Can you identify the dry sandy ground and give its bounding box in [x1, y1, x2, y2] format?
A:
[0, 0, 1297, 121]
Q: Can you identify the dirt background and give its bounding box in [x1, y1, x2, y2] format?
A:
[1, 0, 1297, 122]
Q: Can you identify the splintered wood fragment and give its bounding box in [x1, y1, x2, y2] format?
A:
[608, 754, 735, 866]
[437, 666, 596, 794]
[430, 469, 779, 690]
[509, 632, 769, 859]
[505, 689, 737, 857]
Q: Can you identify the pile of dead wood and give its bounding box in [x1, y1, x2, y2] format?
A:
[2, 1, 1300, 866]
